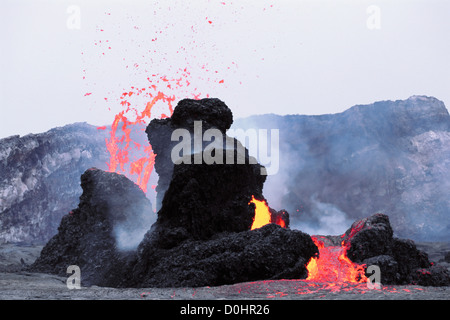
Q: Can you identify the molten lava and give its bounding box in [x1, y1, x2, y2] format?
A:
[249, 196, 286, 230]
[249, 196, 271, 230]
[104, 90, 174, 193]
[103, 69, 209, 193]
[271, 214, 286, 229]
[306, 237, 367, 283]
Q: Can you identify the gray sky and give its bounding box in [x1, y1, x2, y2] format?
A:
[1, 0, 449, 138]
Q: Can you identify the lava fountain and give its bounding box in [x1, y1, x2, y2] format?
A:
[101, 70, 207, 193]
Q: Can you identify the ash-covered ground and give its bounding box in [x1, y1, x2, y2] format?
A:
[0, 242, 448, 300]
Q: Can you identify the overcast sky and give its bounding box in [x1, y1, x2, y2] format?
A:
[1, 0, 449, 138]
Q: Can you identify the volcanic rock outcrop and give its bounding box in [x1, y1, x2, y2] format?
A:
[147, 97, 289, 233]
[132, 223, 316, 287]
[151, 150, 264, 245]
[127, 98, 312, 287]
[30, 168, 154, 286]
[342, 213, 450, 286]
[146, 98, 233, 211]
[31, 98, 317, 287]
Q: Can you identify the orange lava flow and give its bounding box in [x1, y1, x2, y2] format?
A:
[248, 196, 286, 230]
[306, 237, 367, 283]
[249, 196, 272, 230]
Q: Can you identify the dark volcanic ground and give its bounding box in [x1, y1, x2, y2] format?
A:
[0, 242, 448, 300]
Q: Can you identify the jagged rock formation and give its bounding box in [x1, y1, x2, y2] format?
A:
[147, 98, 266, 244]
[151, 150, 265, 245]
[233, 95, 450, 241]
[122, 98, 307, 287]
[146, 98, 234, 210]
[341, 213, 450, 286]
[30, 99, 317, 288]
[0, 123, 109, 244]
[147, 97, 288, 227]
[31, 166, 317, 287]
[30, 168, 154, 286]
[132, 223, 317, 287]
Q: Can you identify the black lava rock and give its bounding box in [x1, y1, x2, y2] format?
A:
[146, 97, 288, 227]
[361, 255, 399, 284]
[170, 98, 233, 132]
[31, 164, 315, 288]
[129, 224, 318, 288]
[152, 149, 265, 245]
[29, 168, 154, 286]
[409, 265, 450, 287]
[342, 213, 450, 286]
[342, 213, 394, 262]
[146, 98, 233, 210]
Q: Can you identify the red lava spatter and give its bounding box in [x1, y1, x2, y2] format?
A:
[100, 69, 214, 193]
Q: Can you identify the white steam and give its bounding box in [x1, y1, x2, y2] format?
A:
[291, 196, 354, 236]
[112, 202, 157, 251]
